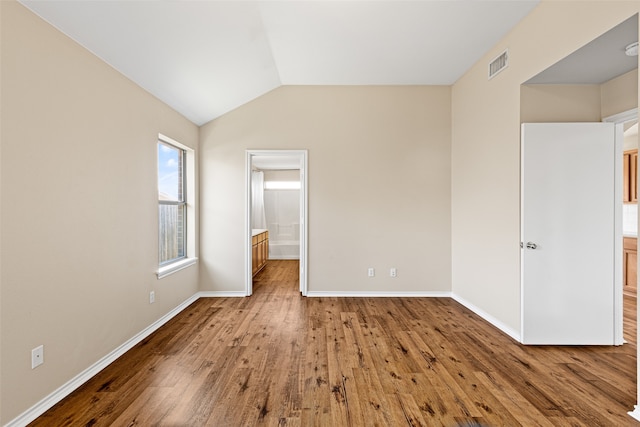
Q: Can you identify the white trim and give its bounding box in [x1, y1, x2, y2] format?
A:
[5, 293, 200, 427]
[158, 133, 187, 150]
[603, 109, 638, 346]
[197, 291, 246, 298]
[157, 133, 197, 273]
[605, 108, 640, 411]
[520, 123, 526, 343]
[603, 108, 638, 124]
[306, 291, 452, 298]
[613, 123, 624, 346]
[629, 406, 640, 421]
[299, 152, 308, 296]
[245, 152, 253, 296]
[451, 293, 521, 342]
[156, 257, 197, 279]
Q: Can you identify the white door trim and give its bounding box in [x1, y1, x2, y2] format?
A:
[603, 108, 638, 125]
[245, 150, 308, 296]
[603, 108, 638, 346]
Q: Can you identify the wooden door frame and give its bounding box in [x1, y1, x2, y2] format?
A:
[245, 150, 308, 297]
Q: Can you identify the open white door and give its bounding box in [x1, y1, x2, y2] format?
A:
[521, 122, 619, 345]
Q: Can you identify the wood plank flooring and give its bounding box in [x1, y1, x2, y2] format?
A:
[31, 260, 638, 426]
[625, 293, 637, 346]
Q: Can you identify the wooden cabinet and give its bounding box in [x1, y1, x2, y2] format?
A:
[623, 237, 637, 295]
[623, 149, 637, 203]
[252, 230, 269, 277]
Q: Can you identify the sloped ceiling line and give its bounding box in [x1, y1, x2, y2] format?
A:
[19, 0, 540, 125]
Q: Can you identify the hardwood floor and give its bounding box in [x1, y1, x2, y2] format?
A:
[32, 260, 638, 426]
[625, 293, 637, 346]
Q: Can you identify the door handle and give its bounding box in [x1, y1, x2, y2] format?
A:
[526, 242, 537, 250]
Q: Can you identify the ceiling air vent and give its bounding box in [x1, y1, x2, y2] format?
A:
[488, 49, 509, 80]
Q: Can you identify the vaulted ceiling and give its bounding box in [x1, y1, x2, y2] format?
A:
[526, 14, 638, 85]
[20, 1, 539, 126]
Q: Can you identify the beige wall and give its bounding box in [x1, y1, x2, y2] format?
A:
[3, 0, 639, 422]
[452, 2, 639, 335]
[602, 69, 639, 118]
[520, 85, 602, 123]
[0, 2, 199, 423]
[263, 170, 300, 182]
[521, 69, 638, 124]
[200, 86, 452, 294]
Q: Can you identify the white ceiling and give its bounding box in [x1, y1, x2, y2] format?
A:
[20, 0, 539, 126]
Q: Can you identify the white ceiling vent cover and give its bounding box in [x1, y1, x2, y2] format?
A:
[488, 49, 509, 79]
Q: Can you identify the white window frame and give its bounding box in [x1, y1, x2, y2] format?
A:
[157, 134, 197, 279]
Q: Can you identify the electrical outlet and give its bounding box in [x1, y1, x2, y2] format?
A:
[390, 268, 397, 278]
[368, 268, 375, 277]
[32, 345, 44, 369]
[149, 291, 155, 304]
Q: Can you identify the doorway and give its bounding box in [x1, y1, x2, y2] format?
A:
[245, 150, 308, 297]
[604, 109, 639, 344]
[520, 14, 638, 345]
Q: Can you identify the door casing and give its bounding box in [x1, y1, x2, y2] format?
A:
[245, 150, 308, 296]
[604, 108, 639, 345]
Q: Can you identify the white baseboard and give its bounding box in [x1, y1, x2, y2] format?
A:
[197, 291, 246, 297]
[628, 406, 640, 421]
[306, 291, 452, 298]
[5, 293, 200, 427]
[451, 293, 521, 342]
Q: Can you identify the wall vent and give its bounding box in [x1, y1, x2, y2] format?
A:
[488, 49, 509, 80]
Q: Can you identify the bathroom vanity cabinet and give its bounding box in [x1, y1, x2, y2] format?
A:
[252, 229, 269, 277]
[624, 236, 637, 295]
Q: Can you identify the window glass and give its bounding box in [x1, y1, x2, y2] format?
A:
[158, 142, 183, 202]
[158, 141, 186, 265]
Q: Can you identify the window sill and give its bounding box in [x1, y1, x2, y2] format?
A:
[157, 257, 198, 279]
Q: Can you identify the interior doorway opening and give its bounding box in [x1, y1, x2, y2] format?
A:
[520, 14, 638, 346]
[245, 150, 308, 297]
[605, 109, 639, 345]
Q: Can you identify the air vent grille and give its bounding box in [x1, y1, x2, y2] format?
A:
[488, 49, 509, 80]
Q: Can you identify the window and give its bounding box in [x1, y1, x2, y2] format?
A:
[264, 180, 301, 190]
[158, 140, 185, 264]
[157, 134, 196, 277]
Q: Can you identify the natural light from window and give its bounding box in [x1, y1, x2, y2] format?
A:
[264, 181, 301, 190]
[158, 141, 186, 266]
